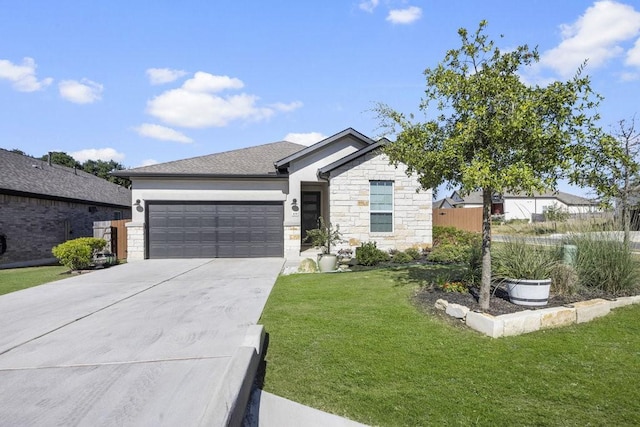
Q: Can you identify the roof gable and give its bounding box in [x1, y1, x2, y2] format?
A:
[318, 141, 384, 175]
[0, 149, 131, 207]
[274, 128, 375, 170]
[117, 141, 305, 177]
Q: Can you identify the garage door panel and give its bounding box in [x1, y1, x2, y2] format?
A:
[148, 202, 283, 258]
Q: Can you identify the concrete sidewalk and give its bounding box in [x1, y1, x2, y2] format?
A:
[0, 258, 283, 426]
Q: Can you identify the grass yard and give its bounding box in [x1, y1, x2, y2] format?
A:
[259, 266, 640, 426]
[0, 265, 69, 295]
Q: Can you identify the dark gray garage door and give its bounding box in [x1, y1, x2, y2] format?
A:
[147, 202, 284, 258]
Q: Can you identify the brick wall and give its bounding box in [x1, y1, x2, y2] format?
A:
[328, 151, 432, 251]
[0, 194, 130, 267]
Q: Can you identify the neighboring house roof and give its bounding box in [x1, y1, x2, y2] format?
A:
[116, 141, 306, 178]
[274, 128, 376, 170]
[433, 197, 457, 209]
[451, 189, 597, 206]
[0, 149, 131, 207]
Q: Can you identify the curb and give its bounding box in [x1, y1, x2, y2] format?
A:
[199, 325, 265, 427]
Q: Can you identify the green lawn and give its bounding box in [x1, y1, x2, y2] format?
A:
[259, 266, 640, 426]
[0, 265, 69, 295]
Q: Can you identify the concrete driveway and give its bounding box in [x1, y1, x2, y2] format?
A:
[0, 258, 283, 426]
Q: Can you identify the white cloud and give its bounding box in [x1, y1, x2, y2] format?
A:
[359, 0, 379, 13]
[0, 57, 52, 92]
[146, 71, 302, 128]
[626, 37, 640, 67]
[59, 79, 103, 104]
[140, 159, 159, 167]
[386, 6, 422, 25]
[182, 72, 244, 92]
[71, 148, 125, 162]
[284, 132, 327, 146]
[146, 68, 189, 85]
[271, 101, 303, 112]
[134, 123, 193, 143]
[541, 0, 640, 77]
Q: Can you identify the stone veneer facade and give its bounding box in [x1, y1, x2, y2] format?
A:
[0, 194, 130, 267]
[327, 151, 432, 251]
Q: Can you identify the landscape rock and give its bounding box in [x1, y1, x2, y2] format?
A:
[434, 299, 448, 311]
[297, 258, 318, 273]
[572, 299, 610, 323]
[538, 306, 576, 329]
[445, 303, 469, 319]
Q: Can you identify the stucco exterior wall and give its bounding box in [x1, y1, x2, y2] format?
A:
[328, 151, 432, 251]
[0, 194, 130, 268]
[283, 136, 366, 256]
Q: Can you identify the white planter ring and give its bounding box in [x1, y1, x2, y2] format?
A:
[505, 278, 551, 307]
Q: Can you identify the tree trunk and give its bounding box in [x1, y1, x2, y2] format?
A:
[479, 187, 493, 310]
[623, 163, 630, 247]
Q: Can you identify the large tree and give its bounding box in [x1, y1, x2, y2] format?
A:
[375, 21, 606, 310]
[82, 159, 131, 187]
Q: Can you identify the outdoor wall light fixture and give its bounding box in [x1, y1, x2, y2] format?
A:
[134, 199, 144, 212]
[291, 198, 299, 212]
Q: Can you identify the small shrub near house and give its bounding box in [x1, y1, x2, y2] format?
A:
[356, 242, 390, 266]
[52, 237, 107, 271]
[391, 251, 413, 264]
[427, 226, 481, 264]
[404, 247, 421, 260]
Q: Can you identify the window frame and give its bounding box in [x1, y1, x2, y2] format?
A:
[369, 180, 394, 233]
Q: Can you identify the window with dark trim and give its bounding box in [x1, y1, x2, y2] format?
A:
[370, 180, 393, 232]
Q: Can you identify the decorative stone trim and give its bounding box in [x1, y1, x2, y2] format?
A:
[436, 296, 640, 338]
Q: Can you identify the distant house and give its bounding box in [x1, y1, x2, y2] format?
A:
[434, 189, 599, 222]
[0, 149, 131, 268]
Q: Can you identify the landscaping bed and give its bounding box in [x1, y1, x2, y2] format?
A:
[413, 283, 637, 316]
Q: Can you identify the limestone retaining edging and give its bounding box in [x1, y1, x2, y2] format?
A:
[436, 295, 640, 338]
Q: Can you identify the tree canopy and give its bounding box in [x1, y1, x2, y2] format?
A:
[30, 151, 130, 188]
[375, 21, 607, 309]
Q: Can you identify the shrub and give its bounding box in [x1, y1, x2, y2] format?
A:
[52, 237, 107, 270]
[427, 243, 469, 263]
[550, 263, 580, 296]
[466, 239, 483, 284]
[492, 238, 560, 280]
[356, 242, 390, 266]
[432, 226, 478, 247]
[440, 281, 469, 293]
[404, 247, 421, 260]
[570, 235, 640, 294]
[392, 251, 413, 264]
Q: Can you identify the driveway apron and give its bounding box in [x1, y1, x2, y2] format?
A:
[0, 258, 283, 426]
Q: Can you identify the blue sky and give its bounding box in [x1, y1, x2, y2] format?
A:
[2, 1, 640, 198]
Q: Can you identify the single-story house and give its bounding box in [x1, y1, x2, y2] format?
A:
[115, 128, 432, 260]
[0, 149, 132, 268]
[435, 189, 600, 222]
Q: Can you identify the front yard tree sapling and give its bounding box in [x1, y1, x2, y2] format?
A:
[375, 21, 609, 310]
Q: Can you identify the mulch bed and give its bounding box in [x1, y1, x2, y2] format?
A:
[413, 285, 630, 317]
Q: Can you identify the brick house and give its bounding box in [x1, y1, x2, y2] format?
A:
[115, 128, 432, 260]
[0, 149, 132, 268]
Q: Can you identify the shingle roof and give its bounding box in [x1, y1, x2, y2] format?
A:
[117, 141, 306, 177]
[0, 149, 131, 207]
[453, 189, 597, 206]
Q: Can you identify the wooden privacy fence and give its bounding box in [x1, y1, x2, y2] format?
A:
[93, 219, 131, 260]
[433, 208, 482, 233]
[110, 219, 130, 260]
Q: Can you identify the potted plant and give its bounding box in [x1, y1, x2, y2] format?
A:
[492, 238, 560, 306]
[304, 217, 343, 272]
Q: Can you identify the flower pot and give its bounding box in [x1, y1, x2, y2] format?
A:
[317, 254, 338, 272]
[504, 278, 551, 306]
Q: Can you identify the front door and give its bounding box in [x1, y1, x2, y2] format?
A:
[301, 191, 321, 243]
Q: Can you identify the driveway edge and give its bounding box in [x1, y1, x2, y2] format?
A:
[199, 325, 265, 427]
